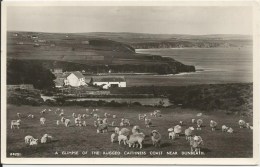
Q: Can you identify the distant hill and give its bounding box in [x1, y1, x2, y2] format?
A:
[7, 31, 195, 74]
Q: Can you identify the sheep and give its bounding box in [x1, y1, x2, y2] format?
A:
[144, 118, 152, 128]
[104, 113, 110, 118]
[25, 135, 34, 144]
[179, 121, 183, 125]
[103, 118, 108, 124]
[72, 113, 76, 118]
[82, 121, 87, 127]
[82, 114, 86, 119]
[59, 111, 64, 117]
[28, 114, 34, 119]
[185, 127, 195, 141]
[111, 121, 115, 127]
[246, 123, 250, 129]
[17, 113, 21, 118]
[56, 120, 60, 126]
[132, 125, 141, 134]
[11, 120, 21, 129]
[112, 115, 116, 119]
[168, 128, 176, 140]
[138, 114, 146, 120]
[196, 113, 202, 117]
[227, 127, 234, 133]
[86, 108, 89, 112]
[238, 120, 246, 128]
[97, 123, 108, 133]
[119, 128, 130, 137]
[196, 119, 203, 130]
[77, 114, 82, 119]
[41, 134, 53, 143]
[190, 136, 204, 153]
[40, 117, 46, 125]
[94, 121, 98, 127]
[151, 130, 161, 147]
[222, 125, 229, 132]
[174, 125, 182, 137]
[120, 118, 131, 126]
[127, 132, 145, 149]
[75, 117, 82, 126]
[115, 127, 120, 134]
[64, 119, 70, 127]
[111, 133, 118, 143]
[29, 139, 39, 146]
[118, 134, 128, 145]
[40, 109, 46, 115]
[97, 118, 103, 125]
[210, 120, 217, 131]
[93, 114, 99, 119]
[61, 117, 66, 123]
[192, 119, 196, 124]
[152, 110, 161, 117]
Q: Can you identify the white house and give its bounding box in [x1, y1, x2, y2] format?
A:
[90, 76, 126, 89]
[64, 71, 86, 87]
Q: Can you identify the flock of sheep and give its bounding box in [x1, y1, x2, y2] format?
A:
[10, 108, 253, 152]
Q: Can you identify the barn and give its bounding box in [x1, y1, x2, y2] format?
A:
[64, 71, 87, 87]
[90, 76, 126, 89]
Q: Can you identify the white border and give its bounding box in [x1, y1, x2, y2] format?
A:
[1, 0, 259, 165]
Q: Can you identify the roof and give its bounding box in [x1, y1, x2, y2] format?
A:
[70, 71, 85, 79]
[91, 76, 126, 82]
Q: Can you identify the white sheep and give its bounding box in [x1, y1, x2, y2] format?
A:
[72, 113, 76, 118]
[227, 127, 234, 133]
[28, 114, 34, 119]
[132, 125, 141, 134]
[119, 128, 130, 137]
[118, 134, 128, 145]
[61, 117, 66, 123]
[127, 132, 145, 149]
[120, 118, 131, 126]
[82, 114, 86, 118]
[144, 118, 152, 127]
[112, 115, 116, 119]
[196, 119, 203, 130]
[29, 139, 39, 146]
[94, 121, 98, 127]
[138, 114, 146, 120]
[115, 127, 120, 134]
[17, 113, 21, 118]
[97, 123, 108, 133]
[185, 127, 195, 141]
[25, 135, 34, 144]
[179, 121, 183, 125]
[222, 125, 229, 132]
[192, 119, 196, 124]
[11, 119, 21, 129]
[151, 130, 161, 147]
[56, 120, 60, 126]
[238, 120, 246, 128]
[41, 134, 53, 143]
[210, 120, 217, 131]
[75, 117, 82, 126]
[82, 121, 87, 127]
[103, 118, 108, 124]
[40, 117, 46, 125]
[174, 125, 182, 136]
[190, 136, 203, 152]
[59, 111, 64, 117]
[111, 133, 118, 143]
[65, 119, 70, 127]
[111, 121, 115, 127]
[168, 128, 176, 140]
[104, 113, 110, 118]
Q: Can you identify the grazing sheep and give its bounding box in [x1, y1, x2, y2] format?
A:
[56, 120, 60, 126]
[41, 134, 53, 143]
[61, 117, 66, 123]
[28, 114, 34, 119]
[78, 114, 82, 119]
[120, 122, 124, 127]
[111, 121, 115, 126]
[93, 114, 99, 119]
[179, 121, 183, 125]
[185, 127, 195, 141]
[132, 125, 141, 134]
[144, 118, 152, 128]
[119, 128, 130, 137]
[82, 114, 86, 118]
[210, 120, 217, 131]
[17, 113, 21, 118]
[118, 134, 128, 145]
[104, 113, 110, 118]
[115, 127, 120, 134]
[94, 121, 98, 127]
[82, 121, 87, 127]
[128, 132, 145, 149]
[29, 139, 39, 146]
[222, 125, 229, 132]
[197, 119, 203, 130]
[190, 136, 204, 152]
[103, 118, 108, 124]
[138, 114, 146, 120]
[97, 123, 108, 133]
[174, 125, 182, 136]
[40, 117, 46, 125]
[168, 128, 176, 140]
[72, 113, 76, 118]
[227, 127, 234, 133]
[111, 133, 118, 143]
[196, 113, 202, 117]
[112, 115, 116, 119]
[97, 118, 103, 125]
[238, 120, 246, 128]
[64, 119, 70, 127]
[86, 108, 89, 112]
[151, 130, 161, 147]
[192, 119, 196, 124]
[152, 110, 161, 117]
[120, 118, 131, 126]
[75, 117, 82, 126]
[25, 135, 34, 144]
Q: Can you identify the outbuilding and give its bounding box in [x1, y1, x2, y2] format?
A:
[90, 76, 126, 89]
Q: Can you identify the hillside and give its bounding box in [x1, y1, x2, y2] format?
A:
[7, 31, 195, 74]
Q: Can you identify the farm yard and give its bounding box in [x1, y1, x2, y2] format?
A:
[7, 104, 253, 158]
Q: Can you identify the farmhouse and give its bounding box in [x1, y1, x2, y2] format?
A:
[64, 71, 87, 87]
[90, 76, 126, 89]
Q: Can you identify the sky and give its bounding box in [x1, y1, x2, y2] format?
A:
[7, 6, 253, 35]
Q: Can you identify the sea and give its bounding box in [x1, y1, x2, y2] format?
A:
[126, 47, 253, 86]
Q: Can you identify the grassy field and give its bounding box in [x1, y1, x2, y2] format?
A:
[7, 104, 252, 158]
